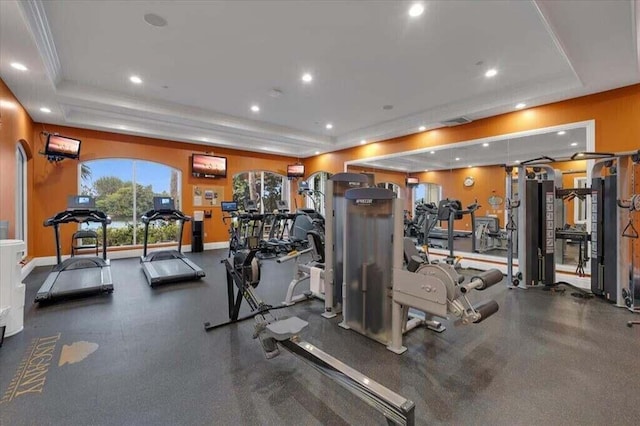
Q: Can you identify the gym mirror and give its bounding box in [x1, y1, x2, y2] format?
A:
[346, 121, 595, 274]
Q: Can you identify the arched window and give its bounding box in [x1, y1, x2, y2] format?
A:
[304, 171, 330, 215]
[15, 143, 27, 253]
[79, 159, 181, 246]
[232, 170, 290, 213]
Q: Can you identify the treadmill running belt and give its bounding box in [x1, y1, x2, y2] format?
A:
[149, 259, 196, 277]
[47, 268, 112, 298]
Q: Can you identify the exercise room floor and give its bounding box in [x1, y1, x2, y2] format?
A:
[1, 250, 639, 425]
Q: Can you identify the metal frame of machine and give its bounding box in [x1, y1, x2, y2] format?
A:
[35, 196, 114, 303]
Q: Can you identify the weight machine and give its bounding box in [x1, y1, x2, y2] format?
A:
[203, 236, 416, 425]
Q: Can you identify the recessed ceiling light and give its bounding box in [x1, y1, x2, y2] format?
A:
[302, 73, 313, 83]
[130, 75, 142, 84]
[118, 125, 127, 130]
[314, 151, 320, 155]
[144, 13, 168, 27]
[325, 123, 333, 129]
[10, 62, 28, 71]
[419, 126, 426, 132]
[515, 103, 527, 109]
[557, 131, 566, 135]
[424, 169, 429, 172]
[570, 142, 578, 147]
[430, 151, 435, 154]
[485, 68, 498, 78]
[360, 139, 366, 145]
[250, 104, 260, 113]
[40, 107, 51, 113]
[408, 3, 425, 17]
[468, 165, 473, 168]
[455, 157, 460, 161]
[577, 153, 585, 157]
[482, 143, 489, 147]
[515, 160, 521, 164]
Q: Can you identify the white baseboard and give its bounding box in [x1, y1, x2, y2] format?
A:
[20, 259, 37, 281]
[27, 241, 230, 268]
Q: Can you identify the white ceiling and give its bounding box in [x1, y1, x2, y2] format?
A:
[1, 1, 638, 157]
[353, 126, 587, 172]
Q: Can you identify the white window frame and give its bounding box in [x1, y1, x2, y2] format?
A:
[412, 183, 442, 216]
[15, 144, 27, 257]
[573, 177, 588, 225]
[306, 171, 329, 215]
[233, 170, 290, 214]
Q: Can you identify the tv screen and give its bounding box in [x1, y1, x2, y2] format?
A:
[153, 196, 175, 211]
[46, 134, 81, 159]
[287, 164, 305, 178]
[406, 177, 419, 187]
[192, 154, 227, 178]
[221, 201, 238, 212]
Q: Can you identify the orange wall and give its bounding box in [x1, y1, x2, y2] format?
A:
[412, 165, 506, 231]
[345, 165, 413, 210]
[30, 124, 300, 257]
[305, 83, 640, 175]
[0, 79, 34, 248]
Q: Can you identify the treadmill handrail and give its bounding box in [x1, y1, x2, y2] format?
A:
[141, 209, 191, 224]
[44, 209, 111, 226]
[44, 207, 110, 265]
[141, 208, 190, 257]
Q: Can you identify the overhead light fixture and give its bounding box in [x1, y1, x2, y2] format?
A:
[557, 131, 566, 135]
[570, 142, 578, 147]
[485, 68, 498, 78]
[424, 169, 429, 172]
[418, 126, 426, 132]
[130, 75, 143, 84]
[455, 157, 460, 161]
[10, 62, 28, 71]
[40, 107, 51, 113]
[144, 13, 168, 27]
[430, 151, 435, 154]
[515, 103, 526, 109]
[482, 143, 489, 147]
[314, 151, 320, 155]
[250, 104, 260, 113]
[468, 165, 473, 168]
[302, 73, 313, 83]
[408, 3, 425, 17]
[576, 153, 585, 157]
[360, 139, 367, 145]
[325, 123, 333, 130]
[515, 160, 521, 164]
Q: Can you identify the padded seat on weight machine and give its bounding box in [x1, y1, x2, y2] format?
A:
[266, 317, 308, 341]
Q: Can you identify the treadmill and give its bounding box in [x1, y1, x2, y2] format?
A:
[140, 197, 206, 286]
[35, 196, 114, 303]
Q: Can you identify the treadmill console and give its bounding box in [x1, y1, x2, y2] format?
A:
[245, 200, 258, 212]
[67, 195, 96, 210]
[154, 197, 175, 212]
[221, 201, 238, 212]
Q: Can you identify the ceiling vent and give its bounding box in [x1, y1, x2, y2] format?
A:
[440, 116, 472, 127]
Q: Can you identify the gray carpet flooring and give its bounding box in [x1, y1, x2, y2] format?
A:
[1, 249, 639, 425]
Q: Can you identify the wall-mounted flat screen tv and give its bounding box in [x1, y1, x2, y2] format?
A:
[406, 177, 419, 187]
[287, 164, 305, 178]
[45, 134, 82, 159]
[192, 154, 227, 178]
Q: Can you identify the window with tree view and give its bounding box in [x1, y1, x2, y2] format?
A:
[232, 171, 290, 213]
[79, 159, 181, 247]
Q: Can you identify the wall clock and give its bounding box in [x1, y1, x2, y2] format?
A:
[463, 176, 475, 187]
